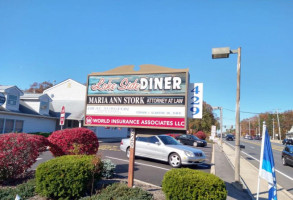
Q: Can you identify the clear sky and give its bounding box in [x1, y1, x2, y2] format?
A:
[1, 0, 292, 129]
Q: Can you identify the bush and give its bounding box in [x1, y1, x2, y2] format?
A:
[80, 182, 153, 200]
[0, 179, 36, 200]
[48, 128, 99, 157]
[195, 131, 207, 140]
[36, 155, 102, 200]
[162, 168, 227, 200]
[101, 159, 116, 179]
[0, 133, 48, 181]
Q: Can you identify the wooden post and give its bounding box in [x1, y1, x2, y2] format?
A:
[128, 128, 136, 187]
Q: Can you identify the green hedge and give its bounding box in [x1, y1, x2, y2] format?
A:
[80, 182, 153, 200]
[36, 155, 102, 200]
[0, 179, 36, 200]
[28, 132, 52, 138]
[162, 168, 227, 200]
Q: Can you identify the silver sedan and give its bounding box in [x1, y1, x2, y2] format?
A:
[120, 135, 206, 168]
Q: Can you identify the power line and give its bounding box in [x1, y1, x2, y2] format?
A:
[223, 107, 261, 115]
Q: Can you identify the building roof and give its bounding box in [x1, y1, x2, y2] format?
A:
[0, 85, 14, 92]
[43, 79, 85, 93]
[49, 100, 84, 120]
[0, 104, 55, 119]
[20, 93, 52, 101]
[0, 85, 24, 95]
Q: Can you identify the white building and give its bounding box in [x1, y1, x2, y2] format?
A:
[0, 86, 56, 133]
[43, 79, 129, 138]
[0, 80, 129, 138]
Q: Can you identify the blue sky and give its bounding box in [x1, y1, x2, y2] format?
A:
[1, 1, 292, 129]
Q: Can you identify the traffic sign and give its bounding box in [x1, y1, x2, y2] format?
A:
[59, 106, 65, 126]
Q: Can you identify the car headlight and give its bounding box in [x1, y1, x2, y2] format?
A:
[184, 151, 194, 157]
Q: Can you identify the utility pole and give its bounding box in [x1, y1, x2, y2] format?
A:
[258, 115, 261, 136]
[249, 119, 251, 136]
[272, 118, 275, 140]
[276, 109, 281, 140]
[212, 107, 223, 147]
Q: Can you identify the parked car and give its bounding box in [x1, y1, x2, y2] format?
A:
[165, 133, 182, 139]
[282, 139, 293, 145]
[226, 134, 234, 141]
[175, 134, 207, 147]
[282, 145, 293, 166]
[120, 135, 206, 168]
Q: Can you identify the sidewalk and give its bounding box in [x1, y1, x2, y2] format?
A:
[213, 143, 252, 200]
[217, 140, 293, 200]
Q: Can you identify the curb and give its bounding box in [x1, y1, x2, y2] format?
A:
[210, 143, 215, 175]
[134, 179, 162, 189]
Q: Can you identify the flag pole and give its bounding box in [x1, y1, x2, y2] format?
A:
[257, 122, 266, 200]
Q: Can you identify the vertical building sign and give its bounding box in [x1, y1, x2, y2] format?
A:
[188, 83, 203, 119]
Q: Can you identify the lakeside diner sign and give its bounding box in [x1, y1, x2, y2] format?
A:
[84, 64, 189, 130]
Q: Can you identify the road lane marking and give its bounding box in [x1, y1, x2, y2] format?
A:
[241, 140, 284, 151]
[225, 142, 293, 182]
[105, 156, 170, 171]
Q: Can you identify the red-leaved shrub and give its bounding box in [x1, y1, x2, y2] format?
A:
[0, 133, 49, 181]
[48, 128, 99, 157]
[194, 131, 207, 140]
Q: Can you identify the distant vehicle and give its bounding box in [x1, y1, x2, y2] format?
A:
[253, 136, 261, 140]
[226, 134, 234, 141]
[120, 135, 206, 168]
[244, 135, 249, 139]
[282, 139, 293, 145]
[282, 145, 293, 166]
[175, 134, 207, 147]
[246, 136, 253, 140]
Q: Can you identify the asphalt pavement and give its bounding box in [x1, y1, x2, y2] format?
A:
[220, 138, 293, 200]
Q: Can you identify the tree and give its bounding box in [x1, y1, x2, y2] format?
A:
[25, 81, 53, 93]
[188, 101, 218, 135]
[240, 110, 293, 139]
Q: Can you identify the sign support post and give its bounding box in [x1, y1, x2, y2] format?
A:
[128, 128, 136, 187]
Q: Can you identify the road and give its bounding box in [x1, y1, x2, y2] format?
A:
[99, 141, 212, 186]
[225, 138, 293, 195]
[31, 141, 212, 187]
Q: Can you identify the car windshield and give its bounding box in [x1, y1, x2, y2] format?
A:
[289, 146, 293, 152]
[158, 135, 180, 145]
[191, 135, 200, 140]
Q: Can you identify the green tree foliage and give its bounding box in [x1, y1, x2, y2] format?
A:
[188, 101, 218, 134]
[25, 81, 53, 93]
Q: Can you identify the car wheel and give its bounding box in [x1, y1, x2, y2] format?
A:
[193, 142, 198, 147]
[282, 157, 287, 166]
[169, 153, 182, 168]
[126, 147, 130, 158]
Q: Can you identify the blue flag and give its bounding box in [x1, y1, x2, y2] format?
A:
[259, 127, 277, 200]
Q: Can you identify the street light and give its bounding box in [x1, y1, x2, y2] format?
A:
[212, 47, 242, 190]
[212, 106, 223, 148]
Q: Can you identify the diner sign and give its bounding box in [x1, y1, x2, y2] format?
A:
[84, 64, 189, 130]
